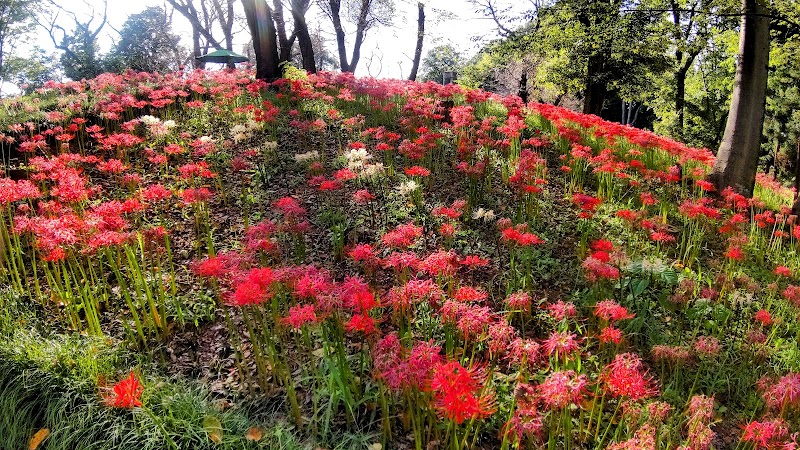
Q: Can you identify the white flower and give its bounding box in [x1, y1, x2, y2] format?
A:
[162, 120, 176, 129]
[361, 163, 385, 178]
[139, 115, 161, 125]
[396, 180, 420, 196]
[199, 136, 214, 143]
[472, 207, 494, 221]
[294, 150, 320, 163]
[231, 124, 248, 135]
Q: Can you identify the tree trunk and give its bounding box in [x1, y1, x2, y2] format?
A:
[328, 0, 350, 72]
[675, 68, 687, 138]
[192, 28, 205, 68]
[347, 0, 372, 73]
[272, 0, 293, 63]
[518, 70, 528, 103]
[708, 0, 770, 197]
[292, 0, 316, 73]
[582, 52, 607, 116]
[407, 2, 425, 81]
[242, 0, 281, 81]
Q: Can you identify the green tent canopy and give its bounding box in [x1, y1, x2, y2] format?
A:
[196, 49, 249, 64]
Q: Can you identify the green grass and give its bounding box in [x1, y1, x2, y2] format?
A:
[0, 291, 382, 450]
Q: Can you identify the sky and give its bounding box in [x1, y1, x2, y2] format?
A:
[23, 0, 518, 81]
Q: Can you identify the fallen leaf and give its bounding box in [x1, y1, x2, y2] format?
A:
[203, 416, 223, 444]
[245, 426, 263, 441]
[29, 428, 49, 450]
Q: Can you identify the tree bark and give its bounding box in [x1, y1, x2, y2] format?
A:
[328, 0, 350, 72]
[582, 52, 607, 116]
[517, 70, 528, 103]
[408, 2, 425, 81]
[348, 0, 372, 73]
[291, 0, 316, 73]
[708, 0, 770, 197]
[242, 0, 281, 81]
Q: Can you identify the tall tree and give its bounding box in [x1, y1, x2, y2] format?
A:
[0, 0, 36, 83]
[407, 2, 425, 81]
[708, 0, 771, 196]
[242, 0, 281, 80]
[290, 0, 317, 73]
[321, 0, 394, 73]
[105, 7, 184, 74]
[420, 44, 464, 84]
[37, 0, 108, 80]
[166, 0, 238, 68]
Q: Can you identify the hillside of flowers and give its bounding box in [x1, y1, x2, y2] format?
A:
[0, 67, 799, 450]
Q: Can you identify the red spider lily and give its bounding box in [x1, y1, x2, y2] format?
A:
[546, 300, 576, 321]
[582, 255, 620, 282]
[741, 419, 790, 449]
[503, 383, 544, 444]
[592, 240, 614, 252]
[594, 300, 635, 323]
[536, 370, 589, 410]
[455, 304, 494, 339]
[651, 345, 692, 365]
[432, 200, 466, 220]
[507, 338, 543, 370]
[508, 150, 546, 191]
[381, 222, 423, 248]
[96, 158, 128, 173]
[348, 243, 378, 266]
[501, 224, 545, 246]
[599, 326, 624, 344]
[650, 231, 676, 243]
[419, 250, 459, 277]
[404, 165, 431, 177]
[685, 395, 716, 450]
[725, 245, 745, 261]
[453, 285, 489, 303]
[459, 254, 489, 269]
[382, 251, 421, 272]
[229, 267, 276, 306]
[759, 372, 800, 412]
[601, 353, 658, 400]
[607, 424, 657, 450]
[505, 291, 531, 312]
[0, 178, 42, 205]
[352, 189, 375, 204]
[542, 330, 580, 356]
[487, 321, 517, 359]
[281, 304, 318, 329]
[105, 372, 144, 408]
[616, 209, 638, 222]
[272, 197, 306, 217]
[428, 360, 495, 424]
[775, 266, 792, 277]
[439, 222, 456, 237]
[782, 285, 800, 306]
[345, 314, 378, 334]
[386, 278, 444, 313]
[334, 168, 357, 181]
[754, 309, 773, 326]
[572, 193, 602, 218]
[694, 336, 721, 357]
[180, 187, 213, 205]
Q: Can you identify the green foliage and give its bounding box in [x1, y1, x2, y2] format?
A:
[105, 7, 185, 74]
[1, 47, 61, 94]
[420, 44, 465, 84]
